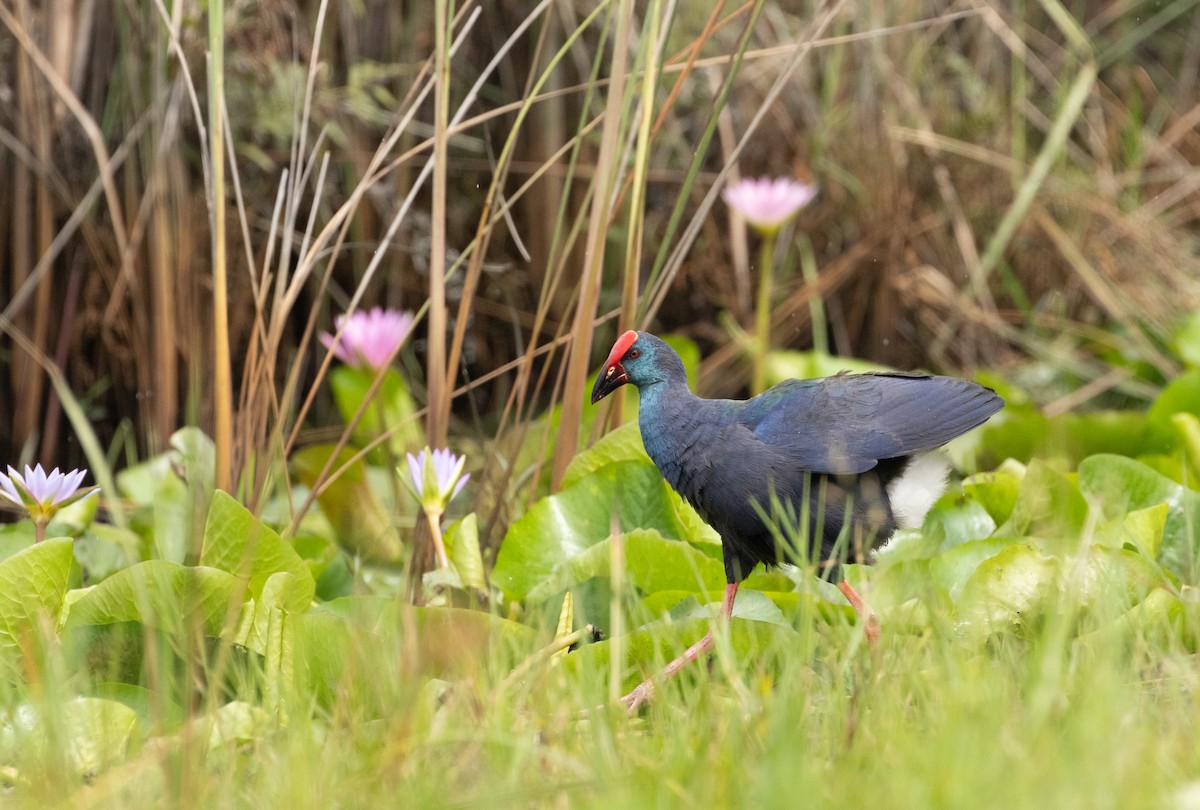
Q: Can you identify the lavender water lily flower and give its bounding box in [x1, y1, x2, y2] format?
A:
[404, 447, 470, 569]
[321, 307, 415, 370]
[722, 177, 817, 234]
[406, 447, 470, 510]
[0, 464, 99, 542]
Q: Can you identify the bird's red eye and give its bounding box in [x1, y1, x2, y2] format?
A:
[628, 349, 640, 359]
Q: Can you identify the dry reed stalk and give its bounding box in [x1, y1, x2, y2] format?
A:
[551, 0, 636, 488]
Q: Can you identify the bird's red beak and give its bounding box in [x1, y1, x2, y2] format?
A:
[591, 330, 637, 404]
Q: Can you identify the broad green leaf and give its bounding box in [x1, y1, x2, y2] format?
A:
[64, 560, 238, 636]
[295, 599, 536, 704]
[89, 682, 185, 732]
[1092, 503, 1168, 560]
[1074, 546, 1166, 613]
[930, 537, 1018, 600]
[330, 365, 422, 455]
[291, 444, 404, 562]
[0, 539, 74, 652]
[444, 514, 486, 592]
[1175, 310, 1200, 369]
[1173, 412, 1200, 480]
[206, 701, 273, 749]
[955, 542, 1058, 637]
[1, 697, 140, 776]
[563, 618, 792, 694]
[200, 490, 314, 610]
[666, 588, 788, 627]
[995, 459, 1088, 547]
[0, 523, 35, 562]
[523, 529, 726, 604]
[492, 460, 719, 603]
[1146, 370, 1200, 452]
[1076, 588, 1192, 651]
[235, 572, 308, 657]
[1078, 454, 1200, 582]
[923, 497, 998, 552]
[979, 407, 1148, 466]
[62, 697, 139, 775]
[74, 524, 140, 585]
[962, 470, 1022, 526]
[563, 422, 647, 488]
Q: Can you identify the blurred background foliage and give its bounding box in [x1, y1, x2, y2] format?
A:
[1, 0, 1198, 484]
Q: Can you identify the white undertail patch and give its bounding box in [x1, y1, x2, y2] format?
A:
[887, 451, 952, 530]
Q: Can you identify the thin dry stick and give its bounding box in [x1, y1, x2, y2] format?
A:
[207, 0, 233, 492]
[427, 0, 452, 448]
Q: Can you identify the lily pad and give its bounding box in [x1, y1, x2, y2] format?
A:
[0, 539, 74, 653]
[200, 491, 314, 611]
[493, 460, 721, 603]
[1078, 454, 1200, 582]
[64, 561, 238, 636]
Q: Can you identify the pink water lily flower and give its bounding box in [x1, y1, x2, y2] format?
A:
[320, 307, 415, 370]
[722, 177, 817, 234]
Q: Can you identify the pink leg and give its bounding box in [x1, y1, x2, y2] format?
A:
[837, 580, 880, 645]
[620, 582, 739, 712]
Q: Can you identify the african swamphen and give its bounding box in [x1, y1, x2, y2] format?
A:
[591, 330, 1004, 709]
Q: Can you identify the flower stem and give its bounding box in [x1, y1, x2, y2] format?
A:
[34, 521, 46, 544]
[425, 508, 450, 569]
[752, 232, 777, 395]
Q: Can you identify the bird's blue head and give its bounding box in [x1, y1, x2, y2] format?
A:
[590, 330, 681, 403]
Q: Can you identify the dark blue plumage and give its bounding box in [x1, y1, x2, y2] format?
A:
[592, 331, 1005, 585]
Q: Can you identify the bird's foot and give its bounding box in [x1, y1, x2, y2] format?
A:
[619, 680, 656, 714]
[864, 611, 881, 646]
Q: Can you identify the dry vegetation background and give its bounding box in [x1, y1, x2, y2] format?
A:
[1, 0, 1199, 489]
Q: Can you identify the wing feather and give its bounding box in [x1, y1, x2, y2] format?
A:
[739, 372, 1003, 474]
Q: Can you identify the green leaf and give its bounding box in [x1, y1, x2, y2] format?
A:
[205, 701, 273, 749]
[234, 571, 309, 657]
[563, 422, 647, 488]
[564, 618, 791, 693]
[923, 497, 998, 552]
[291, 445, 404, 562]
[995, 460, 1088, 548]
[444, 514, 486, 592]
[955, 542, 1058, 637]
[74, 524, 140, 585]
[1145, 370, 1200, 453]
[493, 460, 720, 603]
[330, 365, 422, 455]
[667, 588, 788, 627]
[0, 539, 74, 652]
[978, 408, 1148, 466]
[1175, 310, 1200, 369]
[929, 537, 1018, 601]
[962, 469, 1022, 526]
[295, 599, 536, 704]
[0, 523, 35, 562]
[200, 490, 315, 611]
[1091, 502, 1168, 562]
[1078, 454, 1200, 582]
[523, 529, 727, 604]
[64, 560, 238, 636]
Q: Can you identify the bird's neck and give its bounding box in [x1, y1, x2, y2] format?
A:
[636, 376, 715, 492]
